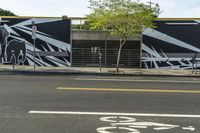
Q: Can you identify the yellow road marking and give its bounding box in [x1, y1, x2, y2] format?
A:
[74, 78, 200, 83]
[56, 87, 200, 94]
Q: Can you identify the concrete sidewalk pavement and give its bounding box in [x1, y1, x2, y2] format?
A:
[0, 64, 199, 77]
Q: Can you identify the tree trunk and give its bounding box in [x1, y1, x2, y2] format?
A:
[116, 44, 122, 73]
[116, 39, 126, 73]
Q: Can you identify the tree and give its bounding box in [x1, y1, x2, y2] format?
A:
[72, 21, 91, 30]
[88, 0, 160, 72]
[0, 8, 16, 16]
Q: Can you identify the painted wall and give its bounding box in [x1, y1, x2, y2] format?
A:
[142, 19, 200, 69]
[0, 17, 71, 66]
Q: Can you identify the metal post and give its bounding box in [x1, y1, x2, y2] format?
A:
[192, 63, 194, 73]
[128, 49, 131, 67]
[195, 61, 198, 74]
[11, 50, 16, 70]
[92, 49, 95, 65]
[33, 38, 36, 70]
[32, 20, 37, 70]
[70, 19, 72, 67]
[150, 54, 153, 69]
[99, 52, 102, 72]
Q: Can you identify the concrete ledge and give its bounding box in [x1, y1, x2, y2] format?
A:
[0, 69, 200, 78]
[0, 65, 199, 77]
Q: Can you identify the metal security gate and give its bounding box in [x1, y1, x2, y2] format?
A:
[72, 48, 140, 68]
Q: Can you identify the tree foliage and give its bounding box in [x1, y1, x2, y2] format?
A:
[87, 0, 160, 72]
[88, 0, 160, 38]
[0, 8, 16, 16]
[72, 21, 91, 30]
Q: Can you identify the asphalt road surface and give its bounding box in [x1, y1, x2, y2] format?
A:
[0, 74, 200, 133]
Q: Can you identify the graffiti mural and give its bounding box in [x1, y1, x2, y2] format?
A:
[142, 20, 200, 69]
[0, 17, 71, 66]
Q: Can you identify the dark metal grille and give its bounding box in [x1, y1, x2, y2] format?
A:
[72, 48, 140, 68]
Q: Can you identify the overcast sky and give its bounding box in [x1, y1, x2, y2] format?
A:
[1, 0, 200, 18]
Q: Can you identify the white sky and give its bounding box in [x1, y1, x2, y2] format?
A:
[1, 0, 200, 18]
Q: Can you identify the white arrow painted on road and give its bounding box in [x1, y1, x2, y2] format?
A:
[182, 126, 195, 131]
[111, 122, 179, 130]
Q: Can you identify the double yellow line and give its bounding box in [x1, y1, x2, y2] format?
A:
[57, 87, 200, 94]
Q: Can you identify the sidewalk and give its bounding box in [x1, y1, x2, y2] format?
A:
[0, 64, 199, 77]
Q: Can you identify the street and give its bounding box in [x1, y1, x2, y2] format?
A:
[0, 75, 200, 133]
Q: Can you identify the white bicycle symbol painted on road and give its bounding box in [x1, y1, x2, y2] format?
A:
[97, 116, 195, 133]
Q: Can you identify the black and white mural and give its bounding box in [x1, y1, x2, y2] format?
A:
[142, 20, 200, 69]
[0, 17, 71, 66]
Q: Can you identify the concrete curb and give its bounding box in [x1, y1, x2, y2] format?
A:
[0, 69, 200, 78]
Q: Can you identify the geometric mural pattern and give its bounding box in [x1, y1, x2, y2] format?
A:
[0, 17, 71, 66]
[142, 20, 200, 69]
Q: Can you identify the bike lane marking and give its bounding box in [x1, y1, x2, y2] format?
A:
[29, 111, 200, 118]
[29, 111, 196, 132]
[98, 116, 195, 133]
[74, 78, 200, 84]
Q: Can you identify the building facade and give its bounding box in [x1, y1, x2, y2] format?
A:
[142, 18, 200, 69]
[1, 17, 199, 69]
